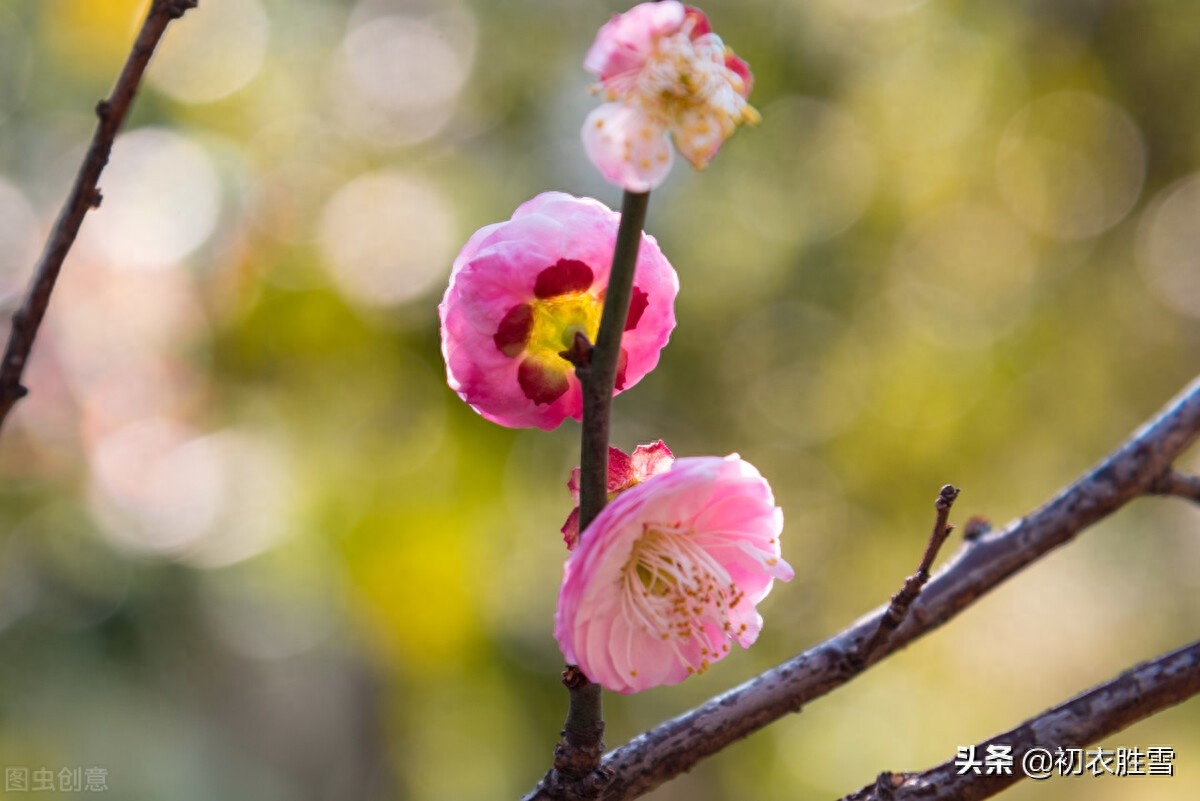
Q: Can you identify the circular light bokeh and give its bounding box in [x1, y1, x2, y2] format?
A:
[317, 170, 455, 308]
[331, 1, 477, 147]
[147, 0, 269, 104]
[87, 128, 222, 269]
[997, 91, 1146, 240]
[1137, 172, 1200, 318]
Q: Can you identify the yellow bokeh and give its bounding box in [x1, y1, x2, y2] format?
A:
[347, 510, 484, 678]
[40, 0, 150, 74]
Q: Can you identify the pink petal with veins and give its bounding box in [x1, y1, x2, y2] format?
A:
[555, 455, 791, 692]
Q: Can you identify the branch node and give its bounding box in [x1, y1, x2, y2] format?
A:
[89, 189, 103, 209]
[560, 331, 594, 373]
[872, 771, 901, 800]
[858, 484, 959, 663]
[552, 727, 606, 777]
[547, 711, 609, 798]
[0, 383, 28, 402]
[165, 0, 199, 20]
[1147, 467, 1200, 504]
[962, 515, 991, 541]
[549, 668, 605, 788]
[561, 665, 589, 690]
[936, 483, 960, 510]
[538, 763, 614, 801]
[94, 100, 111, 120]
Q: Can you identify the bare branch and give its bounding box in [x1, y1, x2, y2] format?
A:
[839, 639, 1200, 801]
[1147, 468, 1200, 505]
[857, 483, 959, 662]
[521, 374, 1200, 801]
[0, 0, 199, 435]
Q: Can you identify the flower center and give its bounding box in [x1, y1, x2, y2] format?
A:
[620, 524, 745, 671]
[528, 292, 602, 361]
[640, 33, 722, 112]
[603, 29, 756, 170]
[490, 259, 645, 405]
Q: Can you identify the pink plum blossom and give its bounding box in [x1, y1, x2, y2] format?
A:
[561, 439, 675, 550]
[439, 192, 679, 430]
[555, 454, 793, 693]
[582, 2, 759, 191]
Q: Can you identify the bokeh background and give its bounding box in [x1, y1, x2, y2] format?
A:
[1, 0, 1198, 799]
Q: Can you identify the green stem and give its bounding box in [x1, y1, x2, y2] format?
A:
[555, 190, 651, 783]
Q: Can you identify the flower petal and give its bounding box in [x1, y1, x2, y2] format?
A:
[534, 259, 595, 298]
[566, 467, 582, 504]
[724, 51, 753, 98]
[584, 1, 686, 83]
[517, 355, 571, 405]
[561, 507, 581, 551]
[630, 440, 674, 478]
[582, 103, 674, 193]
[607, 446, 636, 492]
[625, 286, 649, 331]
[492, 303, 533, 357]
[614, 348, 629, 391]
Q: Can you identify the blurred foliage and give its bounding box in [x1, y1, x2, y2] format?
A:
[1, 0, 1199, 799]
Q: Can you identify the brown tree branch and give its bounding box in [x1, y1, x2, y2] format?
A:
[543, 190, 651, 798]
[857, 483, 959, 663]
[840, 639, 1200, 801]
[0, 0, 199, 435]
[521, 373, 1200, 801]
[1147, 468, 1200, 504]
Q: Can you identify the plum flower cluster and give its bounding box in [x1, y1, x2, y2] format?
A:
[438, 4, 784, 694]
[582, 1, 759, 191]
[555, 450, 792, 693]
[439, 192, 678, 430]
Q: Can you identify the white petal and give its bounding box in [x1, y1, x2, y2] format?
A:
[582, 103, 674, 192]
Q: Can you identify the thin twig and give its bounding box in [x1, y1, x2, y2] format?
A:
[0, 0, 199, 435]
[521, 373, 1200, 801]
[839, 639, 1200, 801]
[576, 190, 650, 540]
[1147, 468, 1200, 504]
[542, 190, 651, 799]
[858, 484, 959, 662]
